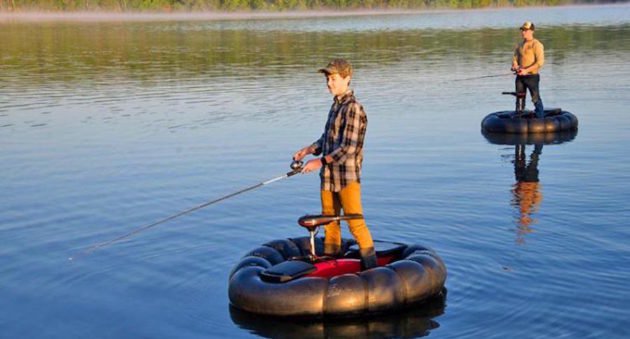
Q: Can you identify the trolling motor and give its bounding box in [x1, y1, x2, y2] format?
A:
[502, 91, 527, 114]
[502, 91, 527, 116]
[297, 214, 364, 260]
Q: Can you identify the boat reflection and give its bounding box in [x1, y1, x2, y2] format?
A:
[230, 293, 446, 338]
[482, 129, 577, 244]
[481, 130, 577, 146]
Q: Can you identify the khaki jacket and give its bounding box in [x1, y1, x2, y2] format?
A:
[513, 38, 545, 74]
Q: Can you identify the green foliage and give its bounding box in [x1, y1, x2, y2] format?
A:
[0, 0, 591, 10]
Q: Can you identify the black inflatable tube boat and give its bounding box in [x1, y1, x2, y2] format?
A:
[481, 108, 578, 134]
[228, 237, 447, 318]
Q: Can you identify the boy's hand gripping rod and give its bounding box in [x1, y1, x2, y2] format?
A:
[69, 160, 304, 261]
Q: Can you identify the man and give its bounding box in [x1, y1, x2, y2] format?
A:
[293, 58, 377, 270]
[512, 21, 545, 118]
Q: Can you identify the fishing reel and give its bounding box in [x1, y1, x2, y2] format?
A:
[285, 159, 304, 177]
[290, 160, 304, 171]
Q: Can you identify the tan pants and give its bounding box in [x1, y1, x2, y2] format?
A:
[320, 181, 374, 255]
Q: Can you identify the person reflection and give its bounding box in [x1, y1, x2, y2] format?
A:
[511, 143, 543, 244]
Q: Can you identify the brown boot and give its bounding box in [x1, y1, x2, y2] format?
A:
[324, 243, 341, 258]
[360, 247, 377, 270]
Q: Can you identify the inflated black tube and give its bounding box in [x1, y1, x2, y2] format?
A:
[389, 260, 430, 303]
[264, 239, 303, 259]
[228, 237, 447, 318]
[230, 292, 446, 338]
[361, 267, 405, 313]
[244, 246, 285, 265]
[482, 129, 578, 146]
[229, 266, 329, 317]
[228, 256, 272, 280]
[325, 274, 366, 316]
[481, 109, 578, 134]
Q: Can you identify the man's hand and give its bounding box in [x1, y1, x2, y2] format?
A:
[293, 146, 311, 161]
[301, 158, 323, 173]
[517, 68, 529, 75]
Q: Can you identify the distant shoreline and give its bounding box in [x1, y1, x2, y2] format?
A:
[1, 4, 624, 23]
[2, 10, 437, 23]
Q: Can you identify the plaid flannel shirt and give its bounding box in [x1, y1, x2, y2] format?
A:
[312, 90, 367, 192]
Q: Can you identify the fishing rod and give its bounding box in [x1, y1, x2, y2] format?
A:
[444, 72, 514, 82]
[69, 160, 304, 261]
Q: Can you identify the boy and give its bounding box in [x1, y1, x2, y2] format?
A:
[293, 59, 377, 270]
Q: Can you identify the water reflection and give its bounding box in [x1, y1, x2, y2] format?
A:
[1, 21, 626, 85]
[512, 143, 543, 244]
[483, 130, 578, 244]
[230, 294, 445, 338]
[481, 130, 577, 146]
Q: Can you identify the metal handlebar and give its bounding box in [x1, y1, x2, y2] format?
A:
[297, 214, 364, 259]
[502, 91, 526, 98]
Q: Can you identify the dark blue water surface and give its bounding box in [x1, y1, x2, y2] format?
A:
[1, 5, 630, 338]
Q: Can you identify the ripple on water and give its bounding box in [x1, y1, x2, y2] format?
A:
[1, 7, 630, 338]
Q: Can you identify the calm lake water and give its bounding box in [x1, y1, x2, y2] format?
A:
[2, 4, 630, 338]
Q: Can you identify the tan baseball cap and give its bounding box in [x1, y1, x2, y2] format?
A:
[520, 21, 535, 31]
[318, 59, 353, 78]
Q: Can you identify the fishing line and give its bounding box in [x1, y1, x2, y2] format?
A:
[69, 161, 303, 261]
[442, 72, 514, 83]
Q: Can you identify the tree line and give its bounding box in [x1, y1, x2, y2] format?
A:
[0, 0, 621, 12]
